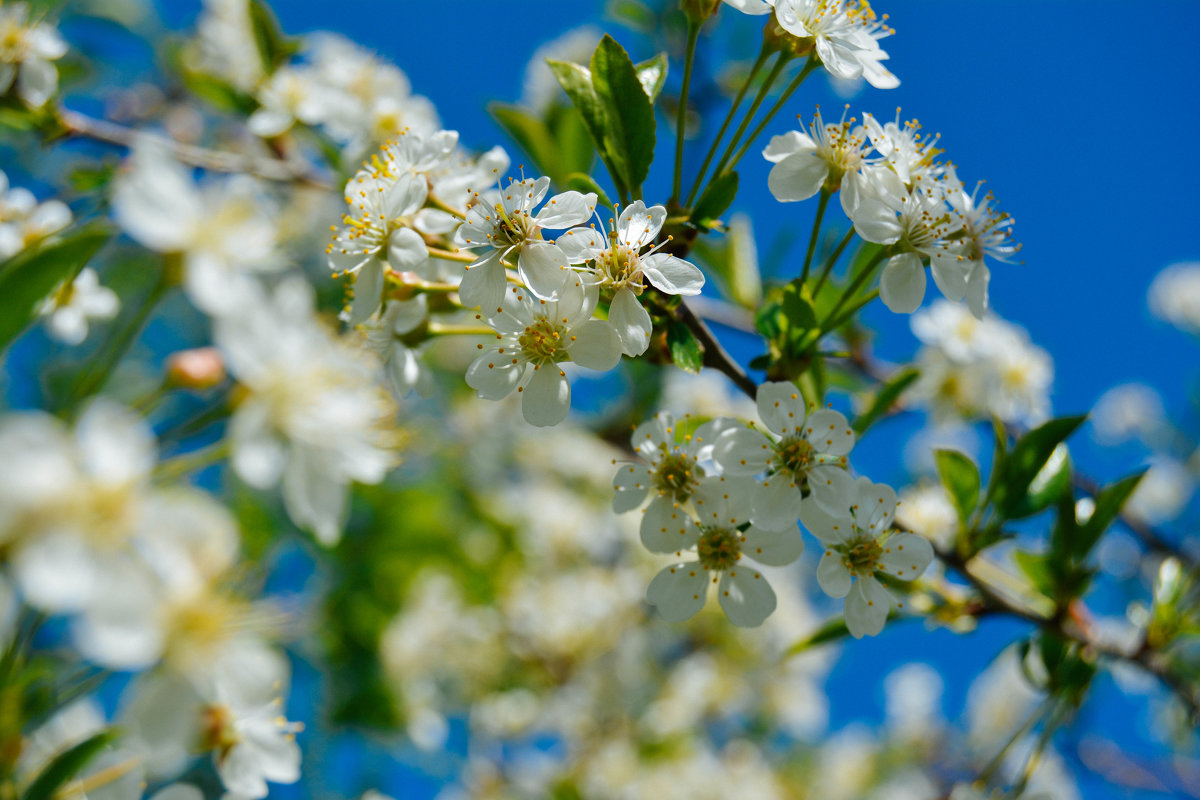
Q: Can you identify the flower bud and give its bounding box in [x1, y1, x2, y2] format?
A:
[166, 347, 226, 390]
[681, 0, 721, 23]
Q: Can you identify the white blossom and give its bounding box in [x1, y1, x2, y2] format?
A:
[1148, 261, 1200, 335]
[0, 2, 67, 108]
[38, 267, 119, 345]
[773, 0, 899, 89]
[763, 107, 872, 212]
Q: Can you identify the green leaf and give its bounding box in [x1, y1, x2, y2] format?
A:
[780, 281, 818, 350]
[934, 449, 981, 524]
[852, 367, 919, 435]
[589, 34, 657, 196]
[635, 53, 669, 102]
[20, 729, 114, 800]
[0, 224, 111, 352]
[1013, 550, 1056, 598]
[690, 170, 738, 228]
[564, 172, 613, 213]
[666, 321, 704, 373]
[1076, 470, 1146, 558]
[608, 0, 657, 31]
[247, 0, 298, 74]
[546, 59, 616, 192]
[992, 415, 1087, 517]
[784, 617, 851, 655]
[545, 103, 597, 179]
[490, 103, 561, 180]
[1009, 445, 1072, 519]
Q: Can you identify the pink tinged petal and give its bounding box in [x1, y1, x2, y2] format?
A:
[618, 200, 667, 248]
[878, 533, 934, 580]
[521, 364, 571, 427]
[742, 525, 804, 567]
[517, 241, 571, 300]
[879, 252, 926, 314]
[844, 576, 892, 638]
[718, 569, 776, 627]
[641, 254, 704, 296]
[387, 227, 429, 270]
[556, 226, 607, 264]
[458, 250, 507, 311]
[807, 465, 856, 515]
[567, 319, 622, 371]
[799, 497, 852, 545]
[816, 551, 852, 598]
[965, 261, 990, 319]
[535, 191, 597, 229]
[613, 463, 651, 512]
[767, 152, 829, 203]
[712, 426, 772, 476]
[804, 408, 854, 456]
[641, 495, 699, 553]
[348, 259, 385, 325]
[930, 251, 968, 302]
[749, 476, 804, 530]
[646, 563, 709, 622]
[762, 130, 814, 163]
[608, 286, 653, 356]
[756, 380, 807, 435]
[465, 352, 522, 400]
[17, 58, 57, 108]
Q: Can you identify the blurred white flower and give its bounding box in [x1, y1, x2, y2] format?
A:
[896, 483, 957, 551]
[1091, 383, 1164, 444]
[1148, 261, 1200, 335]
[38, 267, 119, 345]
[0, 169, 71, 259]
[0, 2, 67, 108]
[520, 26, 600, 113]
[1125, 457, 1194, 525]
[187, 0, 263, 92]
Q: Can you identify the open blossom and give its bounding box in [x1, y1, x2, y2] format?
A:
[362, 295, 433, 397]
[763, 107, 872, 211]
[0, 169, 71, 259]
[935, 167, 1019, 318]
[645, 475, 804, 627]
[557, 200, 705, 356]
[0, 2, 67, 108]
[112, 141, 280, 315]
[216, 278, 399, 543]
[247, 64, 352, 138]
[800, 477, 933, 638]
[774, 0, 899, 89]
[465, 275, 621, 427]
[712, 381, 855, 528]
[456, 175, 597, 310]
[612, 412, 735, 551]
[38, 267, 119, 345]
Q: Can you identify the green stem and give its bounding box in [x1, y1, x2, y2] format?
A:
[821, 248, 888, 331]
[710, 51, 792, 184]
[685, 43, 771, 208]
[725, 58, 819, 172]
[1007, 704, 1064, 799]
[820, 288, 878, 334]
[977, 697, 1055, 785]
[813, 227, 856, 295]
[155, 440, 230, 483]
[801, 189, 831, 283]
[672, 20, 702, 203]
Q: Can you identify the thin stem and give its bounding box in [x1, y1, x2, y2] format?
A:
[725, 58, 819, 172]
[813, 227, 856, 295]
[56, 107, 331, 190]
[801, 189, 831, 283]
[426, 323, 496, 337]
[821, 248, 888, 331]
[686, 43, 772, 208]
[155, 440, 230, 483]
[673, 20, 702, 203]
[677, 300, 758, 399]
[426, 193, 467, 220]
[425, 246, 476, 264]
[820, 288, 878, 334]
[710, 51, 792, 184]
[1008, 704, 1064, 799]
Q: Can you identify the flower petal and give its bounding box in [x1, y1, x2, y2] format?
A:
[804, 408, 855, 456]
[768, 152, 829, 203]
[646, 563, 708, 622]
[349, 259, 384, 324]
[718, 569, 776, 627]
[556, 226, 606, 264]
[458, 250, 508, 312]
[756, 381, 807, 435]
[799, 497, 852, 545]
[567, 319, 622, 371]
[618, 200, 666, 249]
[521, 364, 571, 427]
[816, 551, 852, 598]
[879, 252, 926, 314]
[878, 533, 934, 580]
[641, 254, 705, 296]
[712, 426, 772, 476]
[535, 191, 597, 229]
[742, 524, 804, 567]
[465, 351, 522, 400]
[608, 286, 653, 356]
[387, 227, 429, 270]
[844, 576, 892, 638]
[641, 495, 699, 553]
[750, 476, 804, 530]
[517, 241, 571, 300]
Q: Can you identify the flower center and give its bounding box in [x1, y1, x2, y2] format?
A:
[518, 317, 565, 364]
[653, 452, 697, 501]
[602, 244, 641, 290]
[774, 435, 815, 478]
[492, 203, 533, 249]
[841, 534, 882, 576]
[696, 526, 742, 572]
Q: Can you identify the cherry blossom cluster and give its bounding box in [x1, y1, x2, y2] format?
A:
[0, 2, 66, 108]
[766, 110, 1019, 317]
[614, 383, 932, 635]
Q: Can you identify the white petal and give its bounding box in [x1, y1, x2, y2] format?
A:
[282, 448, 346, 545]
[646, 563, 708, 622]
[76, 400, 155, 486]
[387, 227, 429, 270]
[742, 525, 804, 566]
[230, 403, 287, 489]
[458, 250, 507, 311]
[804, 408, 854, 456]
[17, 58, 57, 108]
[14, 531, 98, 612]
[618, 200, 666, 249]
[348, 259, 385, 324]
[767, 152, 829, 203]
[929, 250, 968, 302]
[756, 381, 807, 435]
[718, 569, 776, 627]
[850, 197, 902, 245]
[844, 576, 892, 638]
[749, 476, 804, 529]
[641, 254, 704, 296]
[799, 497, 852, 545]
[517, 241, 571, 300]
[711, 426, 772, 476]
[556, 226, 606, 264]
[878, 533, 934, 580]
[521, 364, 570, 427]
[879, 252, 926, 314]
[816, 551, 852, 598]
[762, 130, 814, 163]
[608, 286, 652, 356]
[465, 351, 522, 400]
[807, 465, 856, 515]
[965, 261, 990, 319]
[535, 191, 597, 229]
[612, 463, 651, 512]
[640, 495, 699, 553]
[567, 319, 622, 371]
